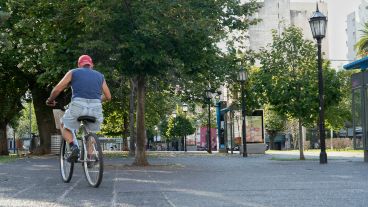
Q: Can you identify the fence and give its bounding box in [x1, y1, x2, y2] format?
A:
[51, 134, 62, 154]
[99, 138, 123, 151]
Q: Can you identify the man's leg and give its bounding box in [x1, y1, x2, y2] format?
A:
[61, 124, 79, 161]
[61, 123, 73, 143]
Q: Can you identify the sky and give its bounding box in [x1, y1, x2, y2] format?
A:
[292, 0, 362, 68]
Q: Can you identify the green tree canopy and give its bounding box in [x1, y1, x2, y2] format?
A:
[0, 6, 27, 155]
[166, 115, 195, 141]
[264, 105, 286, 136]
[257, 26, 341, 126]
[325, 70, 355, 130]
[1, 0, 261, 163]
[256, 26, 342, 159]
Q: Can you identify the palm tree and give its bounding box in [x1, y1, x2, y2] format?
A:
[355, 22, 368, 57]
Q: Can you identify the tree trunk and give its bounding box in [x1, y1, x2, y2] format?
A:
[298, 119, 305, 160]
[269, 136, 275, 150]
[133, 75, 149, 166]
[122, 113, 129, 151]
[0, 122, 9, 155]
[31, 86, 56, 154]
[129, 78, 137, 156]
[267, 130, 276, 150]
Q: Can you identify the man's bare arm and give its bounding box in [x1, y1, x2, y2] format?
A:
[47, 71, 72, 102]
[101, 80, 111, 102]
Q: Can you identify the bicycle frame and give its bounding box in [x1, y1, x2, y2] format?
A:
[74, 121, 90, 163]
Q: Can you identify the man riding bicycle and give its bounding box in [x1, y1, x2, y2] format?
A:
[46, 55, 111, 162]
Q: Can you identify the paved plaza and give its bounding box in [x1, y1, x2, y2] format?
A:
[1, 151, 368, 207]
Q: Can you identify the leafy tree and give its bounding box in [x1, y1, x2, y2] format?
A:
[0, 69, 26, 155]
[257, 26, 342, 159]
[325, 70, 354, 131]
[355, 22, 368, 57]
[0, 6, 26, 155]
[145, 79, 178, 132]
[159, 118, 169, 141]
[15, 101, 38, 139]
[264, 105, 286, 150]
[100, 106, 125, 137]
[99, 69, 130, 151]
[2, 0, 260, 162]
[196, 106, 217, 129]
[1, 0, 90, 154]
[76, 0, 261, 165]
[166, 114, 195, 150]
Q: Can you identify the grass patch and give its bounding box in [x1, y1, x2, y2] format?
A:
[269, 157, 319, 161]
[268, 149, 363, 153]
[103, 151, 215, 158]
[104, 151, 130, 158]
[306, 149, 363, 153]
[0, 154, 18, 163]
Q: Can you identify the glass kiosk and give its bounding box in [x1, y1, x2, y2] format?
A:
[344, 56, 368, 162]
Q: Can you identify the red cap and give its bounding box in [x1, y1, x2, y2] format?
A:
[78, 55, 94, 68]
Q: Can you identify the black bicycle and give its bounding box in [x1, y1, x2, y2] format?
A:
[60, 116, 104, 187]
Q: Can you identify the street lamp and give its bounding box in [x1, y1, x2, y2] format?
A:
[215, 89, 223, 152]
[182, 103, 188, 114]
[154, 125, 158, 142]
[182, 103, 188, 152]
[237, 67, 248, 157]
[172, 112, 177, 151]
[205, 88, 212, 154]
[25, 90, 33, 146]
[309, 4, 328, 164]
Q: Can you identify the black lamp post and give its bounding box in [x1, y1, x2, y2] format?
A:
[154, 125, 158, 149]
[182, 103, 188, 152]
[205, 88, 212, 154]
[172, 112, 177, 151]
[309, 4, 328, 164]
[237, 67, 248, 157]
[25, 90, 33, 144]
[215, 89, 222, 152]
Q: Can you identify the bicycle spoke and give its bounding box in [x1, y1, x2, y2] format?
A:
[83, 133, 103, 187]
[60, 140, 74, 182]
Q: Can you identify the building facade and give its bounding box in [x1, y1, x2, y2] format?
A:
[346, 0, 368, 61]
[347, 12, 358, 62]
[248, 0, 329, 57]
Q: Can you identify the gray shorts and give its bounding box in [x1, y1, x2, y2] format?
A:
[61, 98, 103, 132]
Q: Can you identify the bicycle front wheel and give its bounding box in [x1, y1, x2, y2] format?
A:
[83, 133, 103, 187]
[60, 139, 74, 182]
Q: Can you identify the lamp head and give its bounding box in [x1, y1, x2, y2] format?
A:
[309, 3, 327, 40]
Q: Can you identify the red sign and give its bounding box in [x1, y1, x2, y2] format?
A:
[199, 127, 217, 150]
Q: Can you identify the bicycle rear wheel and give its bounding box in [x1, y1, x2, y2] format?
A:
[60, 139, 74, 182]
[83, 133, 103, 187]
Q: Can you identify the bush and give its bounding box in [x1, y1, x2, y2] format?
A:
[303, 141, 310, 150]
[325, 138, 352, 150]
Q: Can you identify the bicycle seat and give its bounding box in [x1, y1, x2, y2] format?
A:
[77, 116, 96, 123]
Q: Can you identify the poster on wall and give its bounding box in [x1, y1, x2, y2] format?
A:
[200, 128, 217, 150]
[246, 115, 263, 143]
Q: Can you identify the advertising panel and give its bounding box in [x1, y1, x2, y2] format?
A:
[199, 127, 217, 150]
[246, 115, 264, 143]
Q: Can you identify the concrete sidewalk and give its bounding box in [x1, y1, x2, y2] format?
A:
[266, 150, 364, 161]
[0, 152, 368, 207]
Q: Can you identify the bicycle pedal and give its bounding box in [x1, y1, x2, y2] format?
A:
[67, 156, 78, 163]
